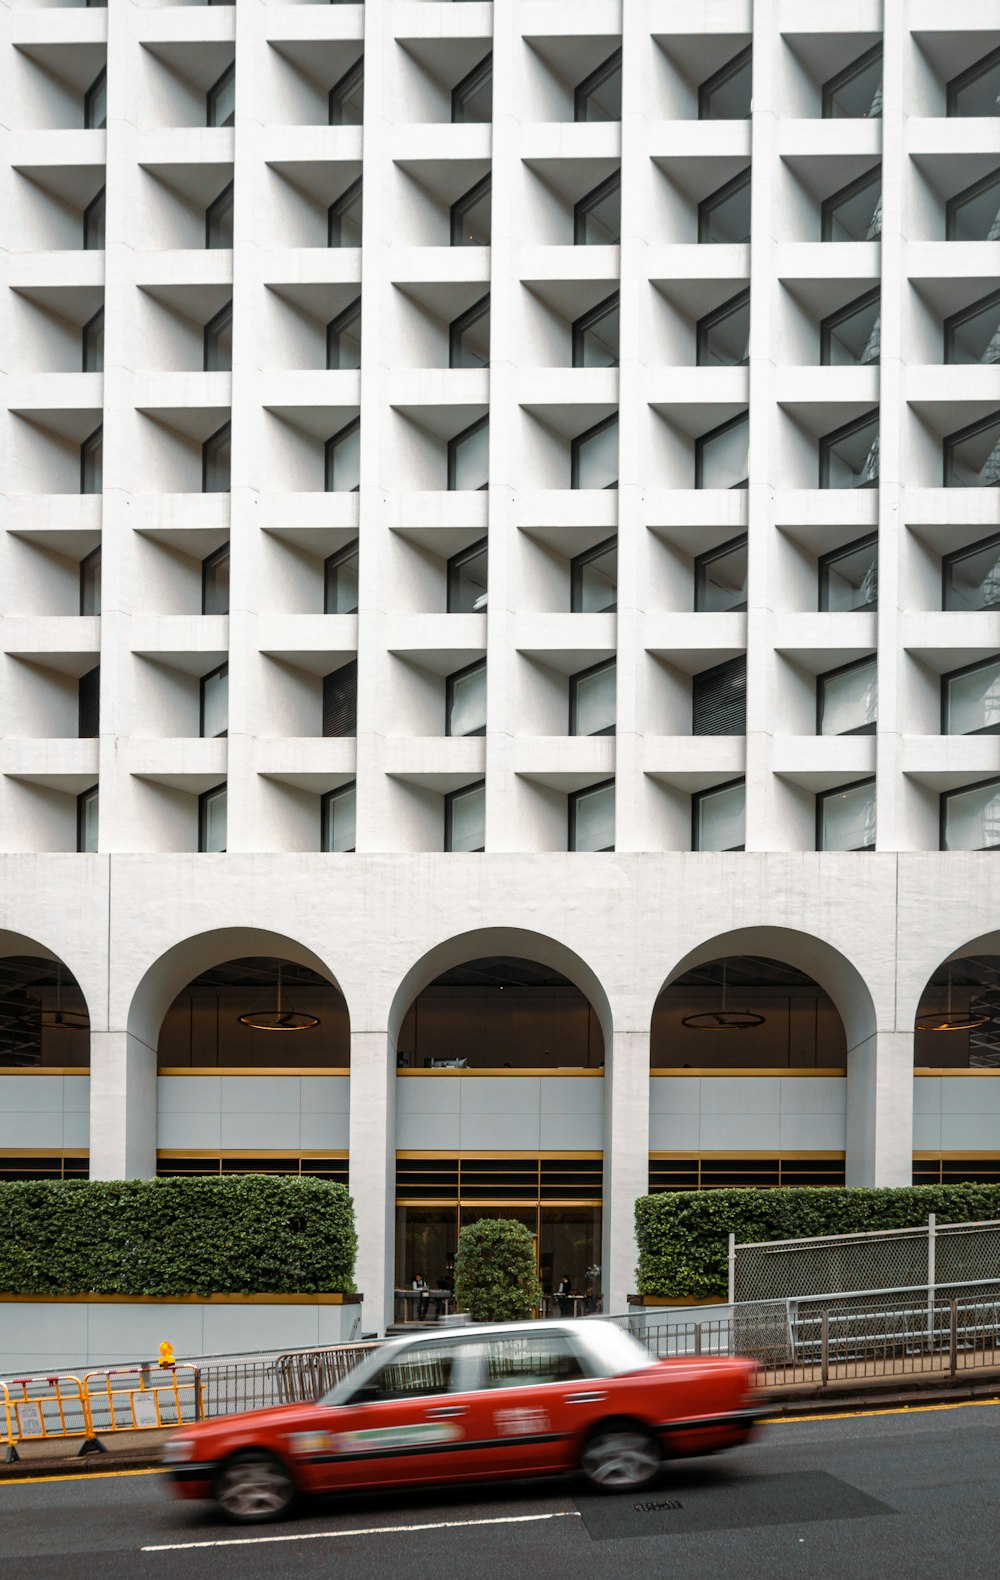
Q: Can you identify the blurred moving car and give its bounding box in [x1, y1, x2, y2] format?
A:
[163, 1319, 762, 1523]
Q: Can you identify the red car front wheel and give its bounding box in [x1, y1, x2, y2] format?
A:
[214, 1451, 297, 1524]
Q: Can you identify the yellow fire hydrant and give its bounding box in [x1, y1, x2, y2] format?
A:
[159, 1341, 176, 1370]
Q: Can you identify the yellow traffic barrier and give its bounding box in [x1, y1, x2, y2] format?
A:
[82, 1363, 203, 1442]
[1, 1381, 16, 1464]
[2, 1374, 97, 1460]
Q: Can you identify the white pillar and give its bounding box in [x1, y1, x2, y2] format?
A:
[88, 1029, 156, 1179]
[348, 1029, 394, 1335]
[603, 1028, 650, 1313]
[846, 1028, 913, 1186]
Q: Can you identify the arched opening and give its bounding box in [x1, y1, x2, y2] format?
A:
[157, 956, 349, 1071]
[913, 950, 1000, 1187]
[126, 930, 350, 1185]
[648, 931, 869, 1194]
[389, 932, 609, 1323]
[396, 956, 604, 1070]
[0, 942, 90, 1182]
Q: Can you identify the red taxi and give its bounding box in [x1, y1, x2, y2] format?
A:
[163, 1320, 761, 1523]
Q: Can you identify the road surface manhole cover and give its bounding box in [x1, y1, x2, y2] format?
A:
[574, 1470, 893, 1541]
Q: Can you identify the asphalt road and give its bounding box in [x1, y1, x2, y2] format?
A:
[4, 1401, 1000, 1580]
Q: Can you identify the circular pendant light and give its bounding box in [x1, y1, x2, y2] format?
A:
[237, 964, 320, 1032]
[682, 960, 766, 1031]
[916, 964, 991, 1033]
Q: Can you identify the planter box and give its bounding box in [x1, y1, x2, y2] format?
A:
[0, 1294, 363, 1376]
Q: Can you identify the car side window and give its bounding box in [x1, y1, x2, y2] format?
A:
[484, 1333, 590, 1388]
[348, 1342, 461, 1403]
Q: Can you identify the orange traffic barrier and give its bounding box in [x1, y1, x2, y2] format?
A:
[2, 1374, 97, 1460]
[82, 1364, 203, 1439]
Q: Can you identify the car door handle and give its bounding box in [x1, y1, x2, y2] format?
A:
[426, 1406, 467, 1419]
[565, 1392, 608, 1404]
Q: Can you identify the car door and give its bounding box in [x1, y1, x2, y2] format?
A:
[298, 1336, 481, 1494]
[453, 1328, 605, 1482]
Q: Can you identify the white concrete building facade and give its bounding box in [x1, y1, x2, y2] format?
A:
[2, 0, 1000, 1333]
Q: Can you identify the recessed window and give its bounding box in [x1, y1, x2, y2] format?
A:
[819, 410, 879, 489]
[325, 541, 359, 613]
[818, 656, 877, 736]
[570, 659, 615, 737]
[199, 784, 227, 853]
[323, 661, 358, 737]
[81, 306, 104, 373]
[822, 45, 883, 118]
[77, 786, 98, 853]
[445, 781, 485, 853]
[943, 656, 1000, 735]
[822, 168, 882, 241]
[322, 782, 356, 853]
[327, 299, 361, 370]
[448, 416, 489, 490]
[84, 187, 105, 250]
[446, 660, 486, 737]
[945, 169, 1000, 241]
[575, 49, 622, 122]
[693, 656, 746, 735]
[447, 538, 487, 613]
[698, 170, 751, 244]
[817, 778, 875, 851]
[200, 662, 228, 739]
[696, 412, 748, 489]
[84, 67, 107, 130]
[80, 546, 101, 615]
[80, 425, 102, 494]
[944, 289, 1000, 365]
[572, 415, 618, 490]
[207, 62, 235, 127]
[820, 289, 881, 365]
[326, 418, 361, 492]
[947, 45, 1000, 117]
[451, 176, 491, 246]
[944, 411, 1000, 488]
[569, 780, 614, 852]
[699, 45, 752, 120]
[78, 665, 99, 739]
[574, 173, 621, 245]
[695, 535, 747, 612]
[329, 179, 363, 247]
[202, 422, 231, 493]
[572, 293, 619, 368]
[571, 537, 617, 613]
[696, 290, 750, 367]
[819, 533, 878, 611]
[449, 296, 490, 369]
[693, 779, 744, 851]
[942, 532, 1000, 611]
[452, 53, 492, 123]
[329, 59, 363, 126]
[941, 777, 1000, 851]
[202, 544, 229, 615]
[203, 302, 233, 372]
[206, 182, 234, 249]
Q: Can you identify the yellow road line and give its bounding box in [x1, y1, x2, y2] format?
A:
[0, 1466, 168, 1486]
[762, 1396, 1000, 1424]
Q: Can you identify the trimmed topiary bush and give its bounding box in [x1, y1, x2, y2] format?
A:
[454, 1218, 543, 1322]
[635, 1183, 1000, 1301]
[0, 1176, 357, 1297]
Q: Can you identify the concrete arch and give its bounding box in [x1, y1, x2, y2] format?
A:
[0, 929, 93, 1068]
[656, 925, 877, 1056]
[903, 929, 1000, 1028]
[387, 925, 614, 1053]
[126, 926, 349, 1054]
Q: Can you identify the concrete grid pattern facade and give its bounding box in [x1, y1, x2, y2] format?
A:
[2, 0, 1000, 1332]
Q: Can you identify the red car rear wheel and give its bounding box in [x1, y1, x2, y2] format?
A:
[580, 1422, 661, 1493]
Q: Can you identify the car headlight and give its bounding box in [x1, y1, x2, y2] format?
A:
[162, 1438, 197, 1464]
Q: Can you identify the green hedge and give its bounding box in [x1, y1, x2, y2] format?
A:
[0, 1176, 357, 1298]
[635, 1184, 1000, 1301]
[454, 1218, 543, 1322]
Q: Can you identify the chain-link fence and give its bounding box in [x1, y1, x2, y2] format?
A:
[732, 1217, 1000, 1303]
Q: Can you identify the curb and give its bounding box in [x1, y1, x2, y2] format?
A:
[0, 1452, 166, 1481]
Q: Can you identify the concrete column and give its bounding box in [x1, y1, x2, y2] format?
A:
[88, 1028, 156, 1179]
[603, 1027, 650, 1313]
[846, 1027, 913, 1187]
[348, 1029, 395, 1336]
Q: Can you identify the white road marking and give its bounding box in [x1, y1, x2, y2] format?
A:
[143, 1509, 581, 1552]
